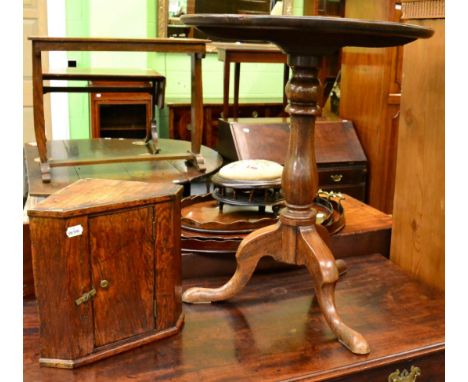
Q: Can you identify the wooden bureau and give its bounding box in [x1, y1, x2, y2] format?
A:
[216, 117, 368, 201]
[27, 178, 183, 368]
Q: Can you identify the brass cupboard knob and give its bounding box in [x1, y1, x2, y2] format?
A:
[100, 280, 110, 289]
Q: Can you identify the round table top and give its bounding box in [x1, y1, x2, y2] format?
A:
[181, 14, 434, 56]
[24, 138, 223, 197]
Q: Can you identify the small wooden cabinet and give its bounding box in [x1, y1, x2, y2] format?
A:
[90, 81, 153, 139]
[28, 178, 183, 368]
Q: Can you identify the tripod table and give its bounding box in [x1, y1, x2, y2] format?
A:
[180, 14, 433, 355]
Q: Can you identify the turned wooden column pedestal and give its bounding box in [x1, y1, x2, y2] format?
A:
[180, 13, 433, 356]
[183, 55, 369, 354]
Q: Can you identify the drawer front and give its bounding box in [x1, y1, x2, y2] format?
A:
[328, 350, 445, 382]
[320, 183, 366, 202]
[318, 165, 367, 187]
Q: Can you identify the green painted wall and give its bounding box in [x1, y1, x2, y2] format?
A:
[65, 0, 90, 139]
[65, 1, 303, 139]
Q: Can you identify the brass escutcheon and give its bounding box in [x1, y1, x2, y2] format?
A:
[330, 174, 343, 182]
[388, 366, 421, 382]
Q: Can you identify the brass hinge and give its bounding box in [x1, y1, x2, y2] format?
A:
[75, 288, 96, 306]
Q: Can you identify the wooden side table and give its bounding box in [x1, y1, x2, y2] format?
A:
[29, 37, 208, 182]
[181, 14, 433, 355]
[43, 67, 165, 139]
[212, 41, 340, 119]
[212, 42, 288, 118]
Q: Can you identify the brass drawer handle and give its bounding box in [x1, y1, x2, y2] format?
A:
[330, 174, 343, 183]
[75, 288, 96, 306]
[388, 366, 421, 382]
[100, 279, 110, 289]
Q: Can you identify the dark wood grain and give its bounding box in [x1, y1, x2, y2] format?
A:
[23, 254, 444, 381]
[181, 14, 433, 55]
[27, 178, 184, 368]
[23, 139, 223, 197]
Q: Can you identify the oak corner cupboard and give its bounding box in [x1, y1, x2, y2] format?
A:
[27, 178, 183, 368]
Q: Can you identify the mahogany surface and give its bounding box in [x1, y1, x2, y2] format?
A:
[181, 15, 433, 55]
[27, 179, 183, 368]
[23, 254, 445, 381]
[24, 138, 223, 197]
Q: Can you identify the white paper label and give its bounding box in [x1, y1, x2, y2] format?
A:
[66, 224, 83, 238]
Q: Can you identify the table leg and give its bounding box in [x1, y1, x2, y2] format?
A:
[233, 62, 241, 118]
[32, 44, 50, 183]
[223, 59, 230, 119]
[182, 223, 282, 303]
[299, 225, 370, 354]
[190, 52, 206, 171]
[282, 64, 289, 108]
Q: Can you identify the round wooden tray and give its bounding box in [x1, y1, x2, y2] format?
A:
[181, 193, 279, 234]
[181, 193, 345, 255]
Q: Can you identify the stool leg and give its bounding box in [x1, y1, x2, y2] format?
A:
[298, 225, 370, 355]
[182, 223, 282, 303]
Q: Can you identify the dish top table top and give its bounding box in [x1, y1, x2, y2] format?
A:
[24, 138, 223, 197]
[181, 14, 434, 55]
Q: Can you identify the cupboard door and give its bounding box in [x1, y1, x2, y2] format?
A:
[89, 206, 155, 347]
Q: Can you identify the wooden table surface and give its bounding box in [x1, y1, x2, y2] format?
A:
[23, 254, 444, 381]
[24, 138, 223, 197]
